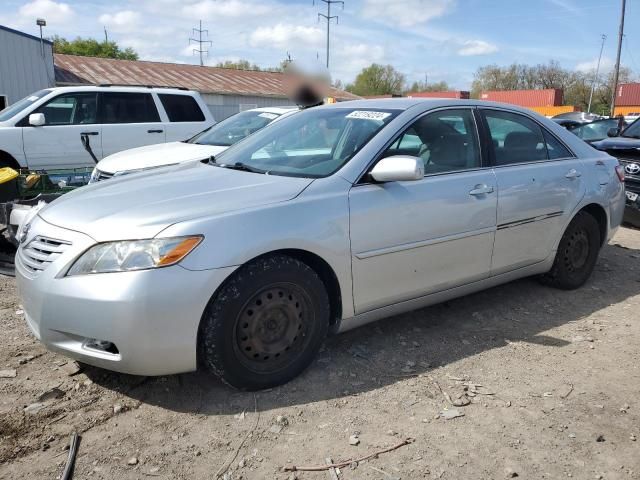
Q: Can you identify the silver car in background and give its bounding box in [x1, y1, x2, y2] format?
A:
[16, 99, 625, 390]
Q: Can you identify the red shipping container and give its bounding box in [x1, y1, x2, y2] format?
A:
[480, 89, 563, 107]
[616, 83, 640, 106]
[408, 91, 470, 99]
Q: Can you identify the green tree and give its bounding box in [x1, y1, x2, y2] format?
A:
[405, 80, 450, 93]
[215, 59, 261, 70]
[346, 64, 406, 96]
[52, 35, 138, 60]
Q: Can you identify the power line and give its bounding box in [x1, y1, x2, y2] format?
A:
[190, 20, 212, 67]
[314, 0, 344, 71]
[587, 34, 606, 114]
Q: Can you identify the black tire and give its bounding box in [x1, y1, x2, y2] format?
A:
[199, 254, 330, 390]
[540, 211, 601, 290]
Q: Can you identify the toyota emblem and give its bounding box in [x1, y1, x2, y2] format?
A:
[625, 163, 640, 175]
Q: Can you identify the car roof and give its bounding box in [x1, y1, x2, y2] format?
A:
[48, 85, 198, 95]
[322, 97, 554, 116]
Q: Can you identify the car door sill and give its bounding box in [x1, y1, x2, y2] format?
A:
[336, 256, 554, 333]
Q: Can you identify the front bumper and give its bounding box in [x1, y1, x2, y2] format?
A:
[15, 216, 236, 376]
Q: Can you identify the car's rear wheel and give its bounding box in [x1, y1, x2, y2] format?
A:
[540, 211, 601, 290]
[199, 254, 330, 390]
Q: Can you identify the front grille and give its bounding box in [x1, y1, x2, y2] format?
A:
[19, 236, 71, 276]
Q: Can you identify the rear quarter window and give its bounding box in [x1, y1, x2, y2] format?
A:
[158, 94, 205, 122]
[100, 92, 160, 124]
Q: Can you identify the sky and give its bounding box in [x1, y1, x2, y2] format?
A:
[1, 0, 639, 90]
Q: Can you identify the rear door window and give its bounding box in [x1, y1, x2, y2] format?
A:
[482, 110, 548, 165]
[158, 94, 205, 122]
[99, 92, 160, 124]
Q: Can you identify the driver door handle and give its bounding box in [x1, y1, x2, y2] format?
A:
[469, 185, 494, 196]
[565, 169, 582, 179]
[81, 131, 99, 135]
[148, 129, 164, 133]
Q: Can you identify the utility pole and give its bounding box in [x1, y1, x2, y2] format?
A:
[36, 18, 46, 58]
[104, 26, 109, 44]
[190, 20, 212, 66]
[587, 34, 606, 114]
[610, 0, 626, 117]
[315, 0, 344, 70]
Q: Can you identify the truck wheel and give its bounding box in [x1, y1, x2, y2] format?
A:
[540, 211, 601, 290]
[200, 254, 330, 390]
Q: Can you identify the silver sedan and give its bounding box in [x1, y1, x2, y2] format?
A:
[16, 99, 625, 390]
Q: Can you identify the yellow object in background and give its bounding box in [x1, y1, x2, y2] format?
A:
[0, 167, 19, 185]
[613, 106, 640, 116]
[25, 174, 41, 188]
[528, 105, 580, 117]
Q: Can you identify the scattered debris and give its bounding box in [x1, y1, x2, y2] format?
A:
[325, 457, 339, 480]
[24, 402, 45, 414]
[18, 355, 36, 365]
[630, 434, 636, 442]
[284, 438, 414, 472]
[596, 435, 605, 442]
[349, 435, 360, 446]
[0, 368, 17, 378]
[15, 309, 24, 315]
[560, 384, 574, 399]
[571, 335, 594, 343]
[234, 411, 246, 421]
[214, 394, 260, 479]
[369, 465, 401, 480]
[113, 404, 124, 415]
[38, 387, 65, 402]
[60, 432, 80, 480]
[504, 467, 519, 478]
[127, 457, 139, 466]
[620, 404, 630, 413]
[440, 408, 465, 420]
[60, 362, 81, 376]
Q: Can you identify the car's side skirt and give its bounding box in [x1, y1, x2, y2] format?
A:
[335, 255, 554, 333]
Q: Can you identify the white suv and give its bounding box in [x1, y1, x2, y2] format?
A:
[0, 85, 215, 170]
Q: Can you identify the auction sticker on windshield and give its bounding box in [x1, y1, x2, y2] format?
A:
[346, 111, 392, 121]
[258, 112, 278, 120]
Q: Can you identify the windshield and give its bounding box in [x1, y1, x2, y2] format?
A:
[570, 119, 621, 142]
[190, 110, 285, 146]
[622, 118, 640, 139]
[0, 89, 51, 122]
[213, 107, 400, 178]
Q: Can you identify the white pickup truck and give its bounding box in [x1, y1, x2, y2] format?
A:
[0, 85, 215, 170]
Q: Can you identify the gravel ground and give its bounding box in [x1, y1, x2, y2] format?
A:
[0, 227, 639, 480]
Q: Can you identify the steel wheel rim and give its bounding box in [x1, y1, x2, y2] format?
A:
[233, 282, 313, 374]
[564, 228, 589, 272]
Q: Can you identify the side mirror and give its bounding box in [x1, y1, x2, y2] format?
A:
[607, 127, 620, 137]
[370, 155, 424, 182]
[29, 113, 45, 127]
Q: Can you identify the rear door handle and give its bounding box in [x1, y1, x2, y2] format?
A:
[148, 129, 164, 133]
[469, 185, 494, 196]
[81, 131, 99, 135]
[565, 169, 582, 179]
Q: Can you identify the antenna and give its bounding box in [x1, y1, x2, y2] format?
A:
[189, 20, 212, 66]
[314, 0, 344, 70]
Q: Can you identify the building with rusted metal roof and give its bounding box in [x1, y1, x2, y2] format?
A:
[54, 54, 358, 120]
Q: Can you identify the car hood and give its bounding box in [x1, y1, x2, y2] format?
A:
[39, 161, 313, 241]
[96, 142, 229, 174]
[591, 136, 640, 152]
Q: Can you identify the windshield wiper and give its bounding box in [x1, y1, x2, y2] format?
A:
[211, 159, 266, 174]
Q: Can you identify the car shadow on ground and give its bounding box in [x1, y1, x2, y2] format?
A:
[84, 241, 640, 415]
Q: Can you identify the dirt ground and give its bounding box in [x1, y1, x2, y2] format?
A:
[1, 228, 639, 480]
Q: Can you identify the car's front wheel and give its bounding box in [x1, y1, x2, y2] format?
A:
[540, 211, 601, 290]
[199, 254, 330, 390]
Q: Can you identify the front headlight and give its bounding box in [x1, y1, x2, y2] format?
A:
[67, 236, 203, 276]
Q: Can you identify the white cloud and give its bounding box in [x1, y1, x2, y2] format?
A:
[18, 0, 74, 23]
[182, 0, 272, 18]
[361, 0, 454, 27]
[457, 40, 498, 56]
[250, 24, 324, 49]
[575, 57, 614, 73]
[99, 11, 141, 32]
